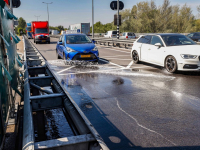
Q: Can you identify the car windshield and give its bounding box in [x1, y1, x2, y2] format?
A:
[26, 27, 31, 31]
[66, 35, 92, 44]
[161, 35, 196, 46]
[35, 28, 48, 34]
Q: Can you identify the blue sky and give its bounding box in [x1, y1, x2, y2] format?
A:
[13, 0, 200, 28]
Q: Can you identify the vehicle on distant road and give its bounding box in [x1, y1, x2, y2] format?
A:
[187, 32, 200, 42]
[56, 33, 99, 62]
[104, 30, 117, 38]
[26, 23, 32, 39]
[51, 30, 59, 35]
[32, 21, 50, 44]
[131, 33, 200, 73]
[119, 32, 136, 39]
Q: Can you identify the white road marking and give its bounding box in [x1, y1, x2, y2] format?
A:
[97, 46, 130, 54]
[116, 99, 177, 146]
[101, 58, 132, 60]
[126, 61, 133, 68]
[57, 66, 74, 74]
[97, 46, 132, 51]
[99, 58, 125, 68]
[58, 68, 175, 80]
[58, 68, 125, 76]
[101, 55, 130, 58]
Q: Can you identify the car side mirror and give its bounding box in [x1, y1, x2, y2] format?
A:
[92, 39, 96, 44]
[58, 42, 62, 45]
[155, 43, 162, 47]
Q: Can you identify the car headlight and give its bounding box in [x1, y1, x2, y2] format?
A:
[181, 54, 197, 59]
[66, 47, 76, 52]
[92, 46, 98, 51]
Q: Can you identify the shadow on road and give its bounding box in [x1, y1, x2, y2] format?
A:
[133, 62, 200, 76]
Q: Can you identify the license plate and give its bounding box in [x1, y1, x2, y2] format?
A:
[81, 55, 90, 58]
[42, 40, 46, 42]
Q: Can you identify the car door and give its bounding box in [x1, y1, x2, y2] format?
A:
[148, 35, 165, 65]
[140, 35, 152, 61]
[59, 35, 66, 58]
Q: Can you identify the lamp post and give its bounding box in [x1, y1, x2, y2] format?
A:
[92, 0, 94, 38]
[117, 0, 119, 39]
[42, 2, 53, 26]
[34, 15, 40, 21]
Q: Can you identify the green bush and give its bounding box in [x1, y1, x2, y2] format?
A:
[18, 28, 25, 36]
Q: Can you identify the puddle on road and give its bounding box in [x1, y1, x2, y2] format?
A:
[47, 60, 175, 81]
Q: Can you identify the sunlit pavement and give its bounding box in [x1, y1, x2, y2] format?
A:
[30, 38, 200, 149]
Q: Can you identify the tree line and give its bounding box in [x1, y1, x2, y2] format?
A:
[91, 0, 200, 33]
[16, 0, 200, 34]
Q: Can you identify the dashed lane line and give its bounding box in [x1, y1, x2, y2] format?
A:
[97, 46, 131, 54]
[126, 61, 133, 68]
[100, 58, 132, 60]
[101, 55, 130, 58]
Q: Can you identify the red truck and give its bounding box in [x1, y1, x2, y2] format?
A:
[31, 21, 50, 44]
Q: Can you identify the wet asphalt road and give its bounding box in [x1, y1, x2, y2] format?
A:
[30, 38, 200, 150]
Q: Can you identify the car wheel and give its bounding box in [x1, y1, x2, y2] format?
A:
[132, 50, 139, 64]
[36, 41, 38, 44]
[48, 41, 50, 44]
[34, 39, 35, 43]
[165, 56, 177, 73]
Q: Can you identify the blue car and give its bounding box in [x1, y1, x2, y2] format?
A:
[56, 33, 99, 61]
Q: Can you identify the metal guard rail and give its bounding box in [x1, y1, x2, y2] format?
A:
[22, 35, 109, 150]
[50, 35, 135, 48]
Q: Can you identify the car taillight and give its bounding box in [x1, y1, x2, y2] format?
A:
[135, 37, 137, 39]
[126, 36, 128, 39]
[111, 34, 112, 37]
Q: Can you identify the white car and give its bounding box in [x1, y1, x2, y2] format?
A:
[104, 31, 117, 38]
[131, 33, 200, 73]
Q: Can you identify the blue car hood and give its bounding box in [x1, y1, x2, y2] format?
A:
[66, 43, 95, 52]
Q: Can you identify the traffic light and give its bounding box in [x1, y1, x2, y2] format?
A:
[12, 0, 21, 8]
[110, 1, 124, 10]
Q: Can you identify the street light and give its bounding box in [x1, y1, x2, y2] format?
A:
[92, 0, 94, 38]
[34, 15, 40, 21]
[42, 2, 53, 26]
